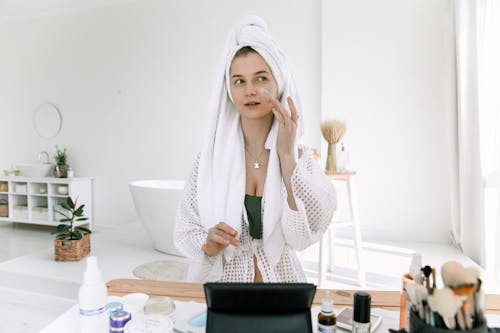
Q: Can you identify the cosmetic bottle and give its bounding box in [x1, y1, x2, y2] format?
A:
[399, 253, 421, 329]
[336, 142, 349, 172]
[79, 256, 108, 333]
[352, 292, 371, 333]
[67, 167, 74, 178]
[318, 291, 336, 332]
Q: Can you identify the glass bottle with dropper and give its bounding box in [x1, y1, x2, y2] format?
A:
[318, 291, 336, 332]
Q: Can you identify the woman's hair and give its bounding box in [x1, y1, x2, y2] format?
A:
[234, 46, 258, 59]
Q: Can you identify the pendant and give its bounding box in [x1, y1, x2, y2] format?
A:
[254, 160, 260, 169]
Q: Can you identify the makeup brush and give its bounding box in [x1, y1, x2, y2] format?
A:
[442, 261, 476, 287]
[464, 266, 483, 325]
[442, 262, 480, 329]
[428, 288, 463, 330]
[415, 287, 429, 322]
[405, 283, 424, 317]
[421, 265, 433, 290]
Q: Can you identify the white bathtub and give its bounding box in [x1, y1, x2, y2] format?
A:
[129, 179, 185, 257]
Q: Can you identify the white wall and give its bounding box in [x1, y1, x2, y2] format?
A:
[322, 0, 457, 242]
[0, 0, 458, 243]
[0, 0, 321, 226]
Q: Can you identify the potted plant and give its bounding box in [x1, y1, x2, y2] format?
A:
[54, 196, 92, 261]
[54, 145, 69, 178]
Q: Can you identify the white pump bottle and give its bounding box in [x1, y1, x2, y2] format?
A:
[79, 256, 108, 333]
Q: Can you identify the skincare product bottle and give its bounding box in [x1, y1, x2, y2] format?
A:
[337, 142, 349, 172]
[79, 256, 108, 333]
[399, 253, 421, 329]
[67, 167, 74, 178]
[352, 292, 371, 333]
[318, 291, 336, 332]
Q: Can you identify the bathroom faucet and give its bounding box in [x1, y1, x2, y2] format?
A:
[38, 151, 50, 164]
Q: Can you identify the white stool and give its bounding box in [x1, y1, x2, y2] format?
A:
[319, 171, 366, 287]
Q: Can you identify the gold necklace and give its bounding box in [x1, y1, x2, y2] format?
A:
[245, 147, 266, 169]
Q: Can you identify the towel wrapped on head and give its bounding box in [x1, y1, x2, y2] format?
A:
[197, 15, 304, 271]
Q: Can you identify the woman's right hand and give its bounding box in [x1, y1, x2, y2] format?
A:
[201, 222, 241, 257]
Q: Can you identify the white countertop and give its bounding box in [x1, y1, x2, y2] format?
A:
[0, 176, 94, 182]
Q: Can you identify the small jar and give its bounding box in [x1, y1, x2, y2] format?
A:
[124, 314, 173, 333]
[67, 167, 74, 178]
[144, 297, 175, 316]
[110, 311, 132, 333]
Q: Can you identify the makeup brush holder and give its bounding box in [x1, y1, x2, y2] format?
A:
[409, 310, 489, 333]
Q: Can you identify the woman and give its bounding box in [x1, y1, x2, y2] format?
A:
[174, 16, 336, 282]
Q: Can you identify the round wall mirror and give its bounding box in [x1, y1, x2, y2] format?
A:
[34, 103, 62, 138]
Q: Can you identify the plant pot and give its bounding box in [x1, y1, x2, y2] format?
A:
[54, 234, 90, 261]
[54, 164, 68, 178]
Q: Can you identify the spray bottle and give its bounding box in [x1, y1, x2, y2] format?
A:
[79, 256, 108, 333]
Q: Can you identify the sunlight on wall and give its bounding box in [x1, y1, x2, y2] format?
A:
[478, 0, 500, 278]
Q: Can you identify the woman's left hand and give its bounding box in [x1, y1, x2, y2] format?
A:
[270, 96, 299, 159]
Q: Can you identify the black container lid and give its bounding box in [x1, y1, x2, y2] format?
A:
[353, 291, 371, 323]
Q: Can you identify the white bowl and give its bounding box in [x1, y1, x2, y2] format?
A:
[57, 186, 68, 195]
[16, 164, 54, 177]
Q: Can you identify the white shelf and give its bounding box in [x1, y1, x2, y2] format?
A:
[0, 177, 93, 229]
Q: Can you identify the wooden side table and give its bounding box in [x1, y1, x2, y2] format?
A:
[319, 171, 366, 287]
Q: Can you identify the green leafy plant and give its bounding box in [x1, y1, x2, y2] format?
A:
[54, 145, 67, 166]
[54, 197, 91, 240]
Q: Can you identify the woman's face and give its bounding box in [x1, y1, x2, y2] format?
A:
[229, 52, 278, 120]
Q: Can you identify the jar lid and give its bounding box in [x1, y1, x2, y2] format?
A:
[107, 301, 124, 316]
[110, 311, 132, 328]
[144, 297, 176, 316]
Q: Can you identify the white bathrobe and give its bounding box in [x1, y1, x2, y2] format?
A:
[174, 16, 336, 282]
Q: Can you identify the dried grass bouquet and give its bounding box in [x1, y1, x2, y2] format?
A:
[321, 120, 346, 172]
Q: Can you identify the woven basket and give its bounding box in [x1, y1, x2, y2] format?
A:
[0, 204, 7, 217]
[54, 234, 91, 261]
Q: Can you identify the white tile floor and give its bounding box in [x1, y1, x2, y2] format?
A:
[0, 221, 498, 332]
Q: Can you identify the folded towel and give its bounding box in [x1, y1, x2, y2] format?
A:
[197, 15, 304, 269]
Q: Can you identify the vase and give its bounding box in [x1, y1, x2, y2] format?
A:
[54, 164, 68, 178]
[54, 234, 91, 261]
[325, 143, 337, 173]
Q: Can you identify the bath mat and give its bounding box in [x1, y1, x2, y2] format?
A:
[132, 260, 188, 281]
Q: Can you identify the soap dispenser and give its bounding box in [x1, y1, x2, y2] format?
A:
[79, 256, 108, 333]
